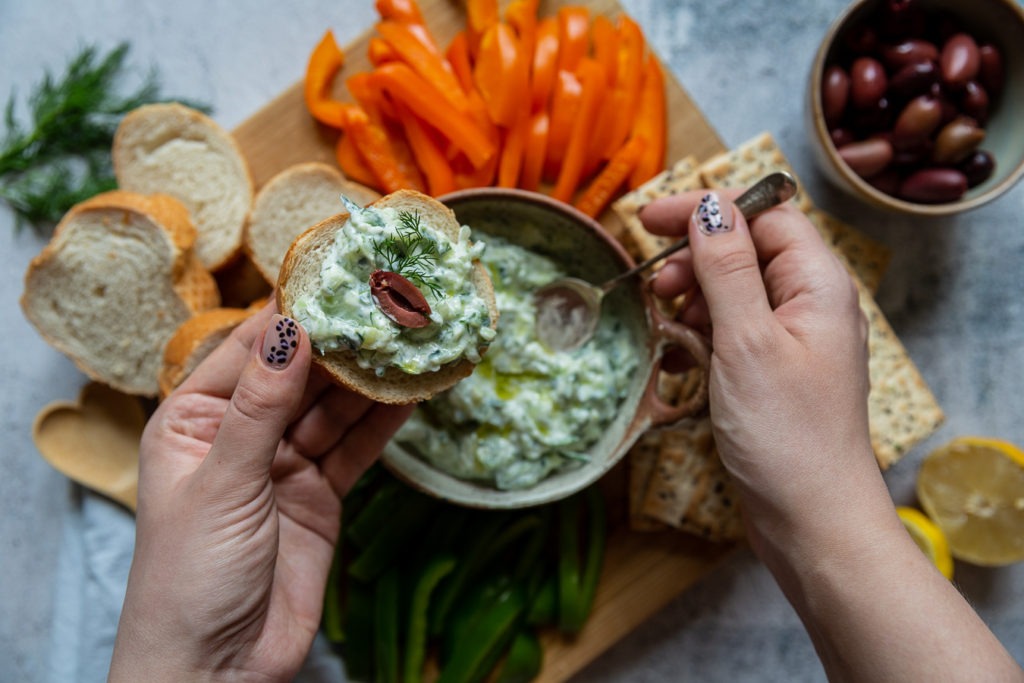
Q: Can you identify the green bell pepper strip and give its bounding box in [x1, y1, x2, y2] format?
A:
[558, 486, 607, 634]
[429, 513, 539, 636]
[345, 477, 406, 548]
[374, 568, 401, 683]
[494, 628, 543, 683]
[404, 554, 458, 683]
[441, 574, 513, 665]
[342, 579, 375, 682]
[322, 538, 345, 644]
[348, 492, 438, 581]
[437, 584, 527, 683]
[525, 575, 557, 627]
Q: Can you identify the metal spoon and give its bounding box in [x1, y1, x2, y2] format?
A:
[535, 172, 798, 351]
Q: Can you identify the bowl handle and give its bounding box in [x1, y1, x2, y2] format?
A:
[638, 306, 711, 428]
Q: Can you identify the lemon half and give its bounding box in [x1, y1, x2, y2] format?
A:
[916, 437, 1024, 567]
[895, 506, 954, 579]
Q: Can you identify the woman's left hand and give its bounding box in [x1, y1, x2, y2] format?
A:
[109, 302, 413, 682]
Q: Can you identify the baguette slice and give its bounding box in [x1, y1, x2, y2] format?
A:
[158, 305, 260, 398]
[21, 191, 220, 397]
[113, 102, 253, 271]
[245, 162, 380, 284]
[277, 190, 498, 405]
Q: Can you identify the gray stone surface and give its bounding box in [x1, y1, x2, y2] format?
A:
[1, 0, 1022, 681]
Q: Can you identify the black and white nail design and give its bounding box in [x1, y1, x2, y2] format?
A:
[695, 192, 731, 235]
[263, 315, 299, 368]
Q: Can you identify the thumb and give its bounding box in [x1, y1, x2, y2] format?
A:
[200, 314, 311, 492]
[688, 192, 775, 342]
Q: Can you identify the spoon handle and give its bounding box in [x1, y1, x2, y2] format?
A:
[599, 171, 798, 293]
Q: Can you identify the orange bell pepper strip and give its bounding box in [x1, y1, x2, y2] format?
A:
[543, 70, 582, 181]
[506, 0, 539, 70]
[446, 31, 475, 93]
[304, 30, 349, 129]
[336, 133, 381, 190]
[574, 135, 646, 218]
[530, 18, 559, 113]
[466, 0, 499, 56]
[473, 23, 529, 129]
[375, 0, 424, 24]
[601, 15, 645, 159]
[370, 62, 496, 169]
[584, 86, 629, 177]
[552, 59, 607, 203]
[497, 110, 530, 188]
[343, 106, 413, 194]
[556, 6, 590, 74]
[346, 72, 395, 124]
[376, 20, 469, 113]
[628, 54, 667, 188]
[394, 101, 456, 196]
[592, 15, 618, 85]
[368, 37, 400, 66]
[519, 111, 549, 192]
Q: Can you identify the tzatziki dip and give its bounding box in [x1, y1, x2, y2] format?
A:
[396, 235, 638, 490]
[290, 198, 495, 375]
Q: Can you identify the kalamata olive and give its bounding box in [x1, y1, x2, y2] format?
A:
[868, 168, 903, 196]
[879, 0, 926, 40]
[961, 81, 990, 125]
[888, 60, 939, 100]
[851, 57, 888, 109]
[845, 25, 879, 55]
[941, 33, 980, 88]
[851, 96, 893, 134]
[899, 168, 968, 203]
[978, 44, 1004, 100]
[892, 138, 933, 166]
[830, 127, 857, 148]
[933, 116, 985, 165]
[838, 138, 894, 178]
[881, 39, 939, 70]
[822, 66, 851, 126]
[958, 150, 996, 187]
[893, 95, 942, 142]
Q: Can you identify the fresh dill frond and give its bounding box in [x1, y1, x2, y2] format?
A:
[372, 210, 444, 298]
[0, 42, 211, 234]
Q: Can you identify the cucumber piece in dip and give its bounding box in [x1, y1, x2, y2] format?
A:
[396, 236, 638, 490]
[291, 198, 496, 376]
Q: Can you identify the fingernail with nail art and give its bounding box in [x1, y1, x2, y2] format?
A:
[694, 192, 733, 236]
[262, 315, 299, 369]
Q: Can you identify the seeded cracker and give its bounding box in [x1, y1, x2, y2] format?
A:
[640, 420, 714, 528]
[806, 209, 891, 295]
[698, 131, 815, 213]
[628, 432, 670, 531]
[612, 155, 702, 262]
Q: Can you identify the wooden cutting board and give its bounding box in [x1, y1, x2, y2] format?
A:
[233, 1, 736, 680]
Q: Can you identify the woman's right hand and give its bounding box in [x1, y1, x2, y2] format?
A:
[641, 191, 883, 550]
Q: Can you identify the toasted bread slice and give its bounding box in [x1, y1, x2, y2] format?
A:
[21, 191, 220, 396]
[113, 102, 253, 271]
[277, 190, 498, 405]
[245, 162, 380, 284]
[158, 305, 260, 398]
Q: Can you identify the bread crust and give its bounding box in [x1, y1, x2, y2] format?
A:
[244, 161, 381, 284]
[276, 190, 497, 405]
[21, 191, 220, 396]
[159, 306, 257, 397]
[113, 102, 254, 272]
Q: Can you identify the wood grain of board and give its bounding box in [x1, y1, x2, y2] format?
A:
[232, 1, 734, 680]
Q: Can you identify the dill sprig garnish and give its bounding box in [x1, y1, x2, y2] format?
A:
[372, 210, 444, 298]
[0, 42, 210, 234]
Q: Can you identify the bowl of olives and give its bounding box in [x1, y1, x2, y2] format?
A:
[808, 0, 1024, 215]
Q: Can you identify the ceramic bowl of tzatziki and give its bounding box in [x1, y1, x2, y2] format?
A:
[382, 188, 711, 508]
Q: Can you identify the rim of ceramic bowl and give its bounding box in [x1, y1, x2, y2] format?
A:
[809, 0, 1024, 216]
[378, 188, 658, 509]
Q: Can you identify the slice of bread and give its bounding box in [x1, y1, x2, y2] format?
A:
[113, 102, 253, 272]
[22, 191, 220, 397]
[277, 190, 498, 405]
[245, 162, 380, 284]
[158, 305, 260, 398]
